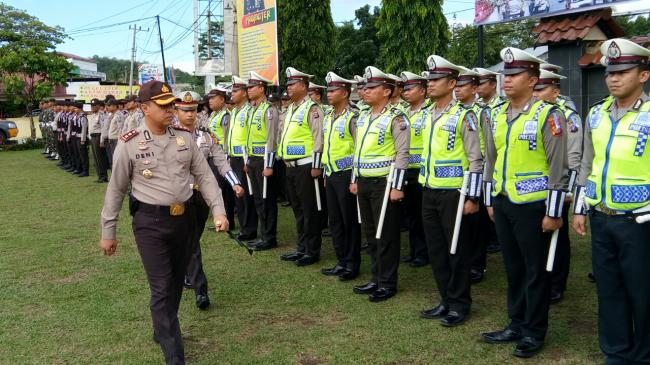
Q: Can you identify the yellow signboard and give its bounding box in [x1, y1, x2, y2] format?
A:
[236, 0, 279, 85]
[77, 85, 140, 101]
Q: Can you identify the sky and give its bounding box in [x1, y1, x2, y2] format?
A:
[5, 0, 476, 73]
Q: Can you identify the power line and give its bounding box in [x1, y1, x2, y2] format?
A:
[69, 0, 153, 32]
[68, 17, 155, 35]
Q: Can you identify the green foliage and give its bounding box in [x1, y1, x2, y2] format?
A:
[616, 15, 650, 37]
[174, 68, 205, 95]
[198, 20, 225, 60]
[277, 0, 336, 84]
[376, 0, 449, 74]
[92, 56, 135, 84]
[0, 138, 43, 151]
[445, 20, 536, 68]
[0, 3, 73, 139]
[332, 5, 381, 78]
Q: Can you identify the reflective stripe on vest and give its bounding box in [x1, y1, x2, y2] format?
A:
[406, 100, 431, 169]
[208, 109, 227, 144]
[354, 107, 400, 177]
[278, 99, 317, 159]
[247, 102, 271, 156]
[228, 104, 250, 156]
[322, 108, 356, 175]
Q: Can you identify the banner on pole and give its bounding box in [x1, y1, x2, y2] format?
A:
[236, 0, 279, 85]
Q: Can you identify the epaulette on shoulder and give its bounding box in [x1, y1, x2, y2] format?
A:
[120, 129, 139, 142]
[590, 97, 609, 109]
[390, 106, 405, 116]
[493, 100, 508, 109]
[172, 125, 191, 132]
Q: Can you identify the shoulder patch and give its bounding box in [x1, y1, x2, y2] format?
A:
[120, 129, 140, 142]
[172, 125, 191, 132]
[464, 111, 478, 131]
[548, 110, 563, 137]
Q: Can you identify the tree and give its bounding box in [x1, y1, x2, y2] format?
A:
[92, 56, 134, 84]
[617, 15, 650, 37]
[277, 0, 336, 84]
[332, 5, 381, 78]
[445, 20, 536, 68]
[174, 68, 205, 95]
[198, 20, 225, 60]
[376, 0, 449, 74]
[0, 3, 73, 139]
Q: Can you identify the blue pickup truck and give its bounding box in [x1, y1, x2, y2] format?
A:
[0, 120, 19, 145]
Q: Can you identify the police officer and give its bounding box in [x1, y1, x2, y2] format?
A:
[573, 38, 650, 365]
[278, 67, 325, 266]
[398, 71, 430, 268]
[308, 82, 326, 104]
[481, 47, 568, 358]
[244, 71, 280, 251]
[75, 101, 90, 177]
[121, 95, 144, 134]
[54, 101, 67, 168]
[533, 69, 583, 304]
[418, 56, 483, 326]
[88, 99, 109, 183]
[174, 90, 243, 310]
[540, 63, 577, 111]
[350, 66, 410, 302]
[473, 67, 504, 110]
[102, 98, 120, 167]
[387, 73, 409, 112]
[206, 87, 237, 230]
[454, 67, 496, 284]
[100, 80, 229, 365]
[66, 102, 81, 174]
[319, 72, 362, 280]
[354, 75, 370, 112]
[226, 76, 259, 241]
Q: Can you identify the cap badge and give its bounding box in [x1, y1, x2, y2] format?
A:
[176, 136, 186, 147]
[504, 49, 515, 64]
[183, 92, 193, 103]
[161, 84, 170, 93]
[142, 169, 153, 179]
[427, 57, 437, 70]
[608, 42, 621, 59]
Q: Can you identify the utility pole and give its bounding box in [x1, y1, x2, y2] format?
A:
[156, 15, 167, 82]
[207, 0, 212, 59]
[128, 24, 148, 95]
[477, 25, 485, 68]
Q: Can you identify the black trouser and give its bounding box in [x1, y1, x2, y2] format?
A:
[230, 156, 258, 237]
[551, 202, 571, 293]
[422, 188, 475, 314]
[107, 139, 118, 168]
[274, 160, 288, 202]
[357, 176, 401, 289]
[56, 133, 67, 164]
[493, 196, 552, 340]
[248, 156, 278, 245]
[208, 159, 235, 230]
[285, 163, 322, 257]
[79, 138, 89, 174]
[69, 138, 79, 171]
[403, 169, 427, 261]
[132, 201, 195, 365]
[90, 134, 109, 180]
[471, 201, 496, 272]
[186, 191, 209, 296]
[325, 170, 361, 272]
[590, 210, 650, 365]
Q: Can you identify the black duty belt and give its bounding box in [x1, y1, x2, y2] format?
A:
[137, 200, 192, 216]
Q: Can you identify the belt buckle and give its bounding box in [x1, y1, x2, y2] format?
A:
[170, 203, 185, 216]
[193, 184, 200, 190]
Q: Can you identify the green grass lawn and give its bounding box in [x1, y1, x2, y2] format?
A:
[0, 150, 601, 365]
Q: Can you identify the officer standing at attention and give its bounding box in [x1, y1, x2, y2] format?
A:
[533, 69, 583, 304]
[75, 102, 90, 177]
[308, 82, 326, 104]
[174, 90, 243, 310]
[354, 75, 370, 112]
[398, 71, 430, 268]
[350, 66, 410, 302]
[206, 87, 237, 230]
[227, 75, 259, 241]
[473, 67, 504, 111]
[278, 67, 325, 266]
[319, 71, 362, 281]
[121, 95, 144, 134]
[88, 99, 110, 183]
[481, 47, 568, 358]
[102, 98, 120, 167]
[540, 63, 577, 111]
[100, 81, 229, 365]
[418, 56, 483, 326]
[388, 73, 409, 112]
[573, 38, 650, 365]
[245, 71, 281, 251]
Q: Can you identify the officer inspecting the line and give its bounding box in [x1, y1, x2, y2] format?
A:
[244, 71, 281, 251]
[100, 80, 229, 365]
[319, 71, 362, 281]
[88, 98, 110, 183]
[573, 38, 650, 365]
[173, 90, 244, 310]
[398, 71, 430, 268]
[350, 66, 410, 302]
[227, 75, 259, 241]
[480, 47, 568, 358]
[533, 69, 583, 304]
[418, 56, 483, 326]
[278, 67, 325, 266]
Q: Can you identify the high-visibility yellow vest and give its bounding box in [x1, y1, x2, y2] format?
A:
[584, 97, 650, 211]
[419, 102, 472, 189]
[491, 100, 556, 203]
[246, 101, 271, 157]
[278, 99, 318, 159]
[354, 106, 403, 177]
[228, 104, 250, 156]
[406, 100, 431, 169]
[208, 108, 228, 144]
[322, 107, 357, 175]
[471, 103, 486, 155]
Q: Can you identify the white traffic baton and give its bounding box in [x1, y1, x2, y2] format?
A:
[357, 196, 362, 224]
[262, 154, 268, 199]
[375, 163, 396, 240]
[450, 171, 470, 255]
[314, 178, 322, 211]
[545, 229, 560, 272]
[243, 150, 253, 196]
[636, 214, 650, 224]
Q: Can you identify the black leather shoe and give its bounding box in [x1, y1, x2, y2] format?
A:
[338, 269, 359, 282]
[321, 265, 346, 276]
[77, 172, 89, 177]
[280, 201, 291, 207]
[295, 255, 319, 266]
[409, 257, 429, 268]
[481, 328, 522, 344]
[513, 337, 544, 358]
[183, 277, 193, 290]
[280, 251, 304, 261]
[486, 241, 501, 254]
[400, 255, 413, 263]
[441, 311, 466, 327]
[252, 241, 277, 251]
[353, 282, 377, 294]
[237, 233, 257, 241]
[196, 294, 210, 310]
[471, 268, 485, 284]
[321, 230, 331, 237]
[360, 242, 369, 250]
[550, 289, 563, 304]
[587, 272, 596, 283]
[420, 304, 448, 319]
[369, 287, 396, 302]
